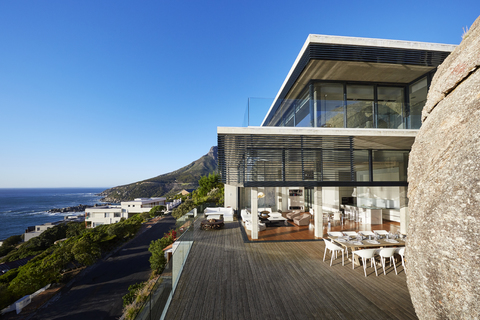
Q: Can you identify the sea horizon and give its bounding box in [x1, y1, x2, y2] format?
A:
[0, 187, 108, 240]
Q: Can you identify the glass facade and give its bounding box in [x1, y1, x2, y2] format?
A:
[314, 83, 344, 128]
[272, 79, 430, 129]
[377, 87, 405, 129]
[372, 150, 409, 182]
[346, 85, 374, 128]
[409, 77, 428, 129]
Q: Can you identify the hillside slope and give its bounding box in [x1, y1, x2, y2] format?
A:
[99, 146, 218, 202]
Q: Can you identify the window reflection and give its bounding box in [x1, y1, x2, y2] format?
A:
[314, 83, 344, 128]
[372, 150, 408, 181]
[377, 87, 405, 129]
[346, 85, 374, 128]
[409, 77, 428, 129]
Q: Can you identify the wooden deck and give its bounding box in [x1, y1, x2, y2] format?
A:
[165, 219, 417, 320]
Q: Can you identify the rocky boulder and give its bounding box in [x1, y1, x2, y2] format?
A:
[407, 16, 480, 319]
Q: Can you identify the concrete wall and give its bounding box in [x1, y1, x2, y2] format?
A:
[224, 184, 238, 209]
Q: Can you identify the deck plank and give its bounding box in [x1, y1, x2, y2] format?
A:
[165, 218, 417, 320]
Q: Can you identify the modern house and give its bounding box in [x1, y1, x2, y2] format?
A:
[218, 34, 456, 239]
[24, 214, 84, 241]
[85, 197, 166, 227]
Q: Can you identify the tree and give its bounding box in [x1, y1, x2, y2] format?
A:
[149, 205, 165, 217]
[196, 173, 222, 197]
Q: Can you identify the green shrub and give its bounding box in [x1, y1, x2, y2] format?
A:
[122, 282, 145, 307]
[66, 222, 86, 238]
[149, 205, 165, 217]
[2, 235, 22, 247]
[148, 230, 175, 273]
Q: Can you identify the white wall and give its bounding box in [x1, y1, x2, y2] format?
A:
[224, 184, 238, 209]
[322, 187, 340, 212]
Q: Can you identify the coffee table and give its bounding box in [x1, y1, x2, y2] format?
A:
[267, 216, 289, 226]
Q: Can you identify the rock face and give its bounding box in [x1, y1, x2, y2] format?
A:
[407, 16, 480, 319]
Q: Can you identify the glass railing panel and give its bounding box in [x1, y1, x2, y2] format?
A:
[257, 97, 423, 129]
[242, 97, 275, 126]
[131, 208, 199, 320]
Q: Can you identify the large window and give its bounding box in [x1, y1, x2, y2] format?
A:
[377, 87, 405, 129]
[273, 78, 429, 129]
[372, 150, 409, 181]
[314, 83, 344, 128]
[346, 85, 374, 128]
[409, 77, 428, 129]
[354, 150, 369, 182]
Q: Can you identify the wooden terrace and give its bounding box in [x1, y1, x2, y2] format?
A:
[165, 219, 416, 320]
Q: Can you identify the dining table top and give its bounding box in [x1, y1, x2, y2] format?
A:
[328, 236, 406, 249]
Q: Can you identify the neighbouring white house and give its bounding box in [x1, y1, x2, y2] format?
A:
[85, 197, 167, 228]
[166, 199, 182, 211]
[24, 214, 85, 241]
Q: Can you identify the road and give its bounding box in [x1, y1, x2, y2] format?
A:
[30, 215, 176, 320]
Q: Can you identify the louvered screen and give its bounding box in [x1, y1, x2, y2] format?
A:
[218, 134, 354, 187]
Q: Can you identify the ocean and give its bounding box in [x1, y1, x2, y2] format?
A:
[0, 188, 107, 240]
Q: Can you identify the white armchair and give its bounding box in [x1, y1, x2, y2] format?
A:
[245, 220, 266, 232]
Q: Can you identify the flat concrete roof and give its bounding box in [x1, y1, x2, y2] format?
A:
[306, 34, 457, 52]
[218, 126, 417, 137]
[218, 126, 417, 150]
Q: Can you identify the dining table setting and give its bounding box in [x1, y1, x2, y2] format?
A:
[328, 231, 406, 265]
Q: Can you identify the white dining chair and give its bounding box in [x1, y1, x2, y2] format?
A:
[377, 247, 398, 275]
[352, 249, 378, 277]
[374, 230, 389, 235]
[396, 247, 406, 274]
[323, 240, 345, 266]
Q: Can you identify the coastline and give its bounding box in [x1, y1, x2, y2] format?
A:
[0, 188, 106, 240]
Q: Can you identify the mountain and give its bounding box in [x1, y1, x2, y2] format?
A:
[99, 146, 218, 202]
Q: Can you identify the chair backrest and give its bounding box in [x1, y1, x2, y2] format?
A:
[396, 247, 405, 256]
[374, 230, 389, 235]
[378, 247, 396, 258]
[324, 240, 342, 251]
[354, 248, 377, 259]
[343, 231, 358, 237]
[327, 232, 344, 237]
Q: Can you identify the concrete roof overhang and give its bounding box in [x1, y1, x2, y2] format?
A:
[217, 126, 417, 150]
[261, 34, 457, 126]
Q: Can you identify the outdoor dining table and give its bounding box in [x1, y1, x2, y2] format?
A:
[328, 236, 406, 265]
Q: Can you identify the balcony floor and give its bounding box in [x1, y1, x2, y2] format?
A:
[166, 219, 416, 320]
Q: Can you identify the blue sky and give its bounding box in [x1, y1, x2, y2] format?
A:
[0, 1, 478, 188]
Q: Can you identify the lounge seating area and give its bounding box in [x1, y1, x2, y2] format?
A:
[239, 207, 311, 233]
[204, 207, 234, 222]
[293, 213, 310, 226]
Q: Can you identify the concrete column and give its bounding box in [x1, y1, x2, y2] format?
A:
[314, 187, 323, 238]
[281, 187, 289, 212]
[251, 188, 259, 239]
[224, 184, 238, 210]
